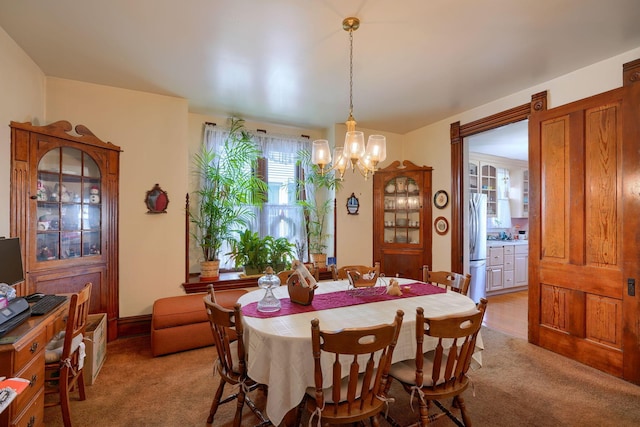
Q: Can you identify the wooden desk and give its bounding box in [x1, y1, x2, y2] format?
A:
[0, 300, 69, 427]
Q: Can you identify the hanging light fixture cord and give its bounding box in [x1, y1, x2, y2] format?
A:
[349, 26, 354, 118]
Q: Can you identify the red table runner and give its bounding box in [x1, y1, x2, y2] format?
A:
[242, 282, 446, 318]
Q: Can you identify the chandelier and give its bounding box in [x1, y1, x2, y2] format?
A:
[311, 17, 387, 180]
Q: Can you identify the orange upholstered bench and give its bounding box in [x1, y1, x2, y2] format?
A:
[151, 289, 247, 356]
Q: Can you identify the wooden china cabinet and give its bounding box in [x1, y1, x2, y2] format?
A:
[9, 120, 121, 341]
[373, 160, 433, 280]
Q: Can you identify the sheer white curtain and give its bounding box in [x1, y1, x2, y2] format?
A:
[201, 123, 309, 270]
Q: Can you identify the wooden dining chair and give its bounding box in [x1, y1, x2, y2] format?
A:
[44, 282, 92, 427]
[385, 299, 488, 427]
[203, 296, 270, 427]
[335, 261, 381, 280]
[295, 309, 404, 426]
[422, 266, 471, 296]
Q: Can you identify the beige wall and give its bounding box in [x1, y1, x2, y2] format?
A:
[333, 123, 404, 267]
[0, 26, 45, 238]
[45, 78, 190, 317]
[404, 46, 640, 272]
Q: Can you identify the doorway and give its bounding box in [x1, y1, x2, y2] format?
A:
[465, 120, 530, 337]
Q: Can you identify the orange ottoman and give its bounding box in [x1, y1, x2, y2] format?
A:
[151, 289, 247, 356]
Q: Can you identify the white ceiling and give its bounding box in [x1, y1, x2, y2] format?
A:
[468, 120, 529, 161]
[1, 1, 639, 134]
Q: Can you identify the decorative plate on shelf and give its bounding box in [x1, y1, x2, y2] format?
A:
[434, 216, 449, 235]
[434, 190, 449, 209]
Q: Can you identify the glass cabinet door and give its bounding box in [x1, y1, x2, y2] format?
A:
[383, 175, 421, 245]
[36, 147, 102, 261]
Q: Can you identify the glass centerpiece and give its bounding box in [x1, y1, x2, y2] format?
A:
[257, 267, 281, 312]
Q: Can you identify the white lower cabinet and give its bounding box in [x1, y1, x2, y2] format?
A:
[486, 243, 528, 293]
[514, 244, 528, 286]
[486, 246, 504, 291]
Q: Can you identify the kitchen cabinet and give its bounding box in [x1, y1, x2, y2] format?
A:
[503, 245, 515, 288]
[373, 160, 433, 281]
[469, 161, 479, 194]
[486, 246, 504, 291]
[486, 242, 528, 294]
[470, 153, 528, 219]
[480, 163, 497, 217]
[10, 120, 121, 341]
[514, 244, 528, 286]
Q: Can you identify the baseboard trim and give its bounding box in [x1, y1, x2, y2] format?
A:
[117, 314, 151, 338]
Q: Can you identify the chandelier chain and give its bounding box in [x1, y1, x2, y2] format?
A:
[349, 28, 354, 116]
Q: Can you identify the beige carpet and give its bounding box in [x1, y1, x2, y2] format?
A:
[43, 327, 640, 426]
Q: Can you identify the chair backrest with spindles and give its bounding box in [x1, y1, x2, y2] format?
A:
[422, 268, 471, 296]
[309, 309, 404, 420]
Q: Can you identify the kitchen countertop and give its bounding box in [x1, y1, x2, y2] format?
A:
[486, 240, 529, 247]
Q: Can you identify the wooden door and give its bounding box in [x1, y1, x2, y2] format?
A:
[528, 60, 640, 383]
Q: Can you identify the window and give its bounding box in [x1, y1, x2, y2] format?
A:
[201, 123, 309, 270]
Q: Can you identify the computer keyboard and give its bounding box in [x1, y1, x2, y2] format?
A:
[30, 294, 67, 316]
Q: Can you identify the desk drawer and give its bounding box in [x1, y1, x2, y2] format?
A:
[14, 328, 46, 373]
[12, 387, 44, 427]
[13, 353, 44, 412]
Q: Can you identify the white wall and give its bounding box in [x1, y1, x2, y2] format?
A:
[0, 26, 45, 238]
[404, 46, 640, 272]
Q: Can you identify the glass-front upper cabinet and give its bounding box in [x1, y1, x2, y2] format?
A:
[383, 175, 422, 245]
[36, 147, 102, 261]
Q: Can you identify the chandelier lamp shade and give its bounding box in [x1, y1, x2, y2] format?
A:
[311, 17, 387, 180]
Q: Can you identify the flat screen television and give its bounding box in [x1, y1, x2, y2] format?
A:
[0, 237, 25, 286]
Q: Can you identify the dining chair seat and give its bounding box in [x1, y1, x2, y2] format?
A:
[388, 353, 452, 388]
[45, 332, 85, 363]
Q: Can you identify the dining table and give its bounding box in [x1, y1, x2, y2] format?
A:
[237, 277, 483, 425]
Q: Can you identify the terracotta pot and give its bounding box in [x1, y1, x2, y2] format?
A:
[200, 260, 220, 280]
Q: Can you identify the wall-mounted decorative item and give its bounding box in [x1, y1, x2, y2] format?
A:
[434, 190, 449, 209]
[346, 192, 360, 215]
[434, 216, 449, 235]
[145, 183, 169, 214]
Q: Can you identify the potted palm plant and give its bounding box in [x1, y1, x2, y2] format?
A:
[190, 117, 267, 279]
[295, 149, 342, 268]
[227, 230, 271, 276]
[268, 236, 296, 272]
[227, 231, 296, 275]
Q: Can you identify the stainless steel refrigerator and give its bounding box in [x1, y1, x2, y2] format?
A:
[469, 193, 487, 303]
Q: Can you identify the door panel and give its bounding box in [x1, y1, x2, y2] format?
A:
[529, 78, 640, 383]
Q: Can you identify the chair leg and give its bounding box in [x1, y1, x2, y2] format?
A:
[294, 395, 307, 427]
[417, 396, 430, 427]
[208, 380, 226, 424]
[59, 368, 72, 427]
[454, 395, 471, 427]
[76, 370, 86, 401]
[233, 386, 246, 427]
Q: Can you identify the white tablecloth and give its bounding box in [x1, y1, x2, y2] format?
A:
[237, 278, 482, 425]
